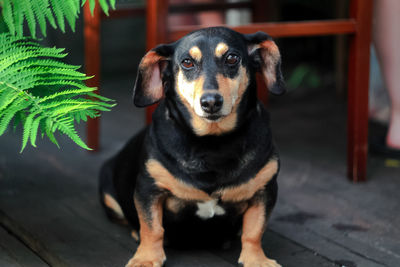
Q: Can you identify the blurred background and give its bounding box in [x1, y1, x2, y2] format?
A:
[46, 0, 351, 98]
[41, 0, 367, 151]
[42, 0, 390, 142]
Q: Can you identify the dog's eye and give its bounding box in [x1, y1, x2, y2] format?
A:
[226, 54, 240, 66]
[181, 58, 194, 69]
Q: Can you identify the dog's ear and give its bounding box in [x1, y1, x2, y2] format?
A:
[244, 32, 285, 95]
[133, 44, 173, 107]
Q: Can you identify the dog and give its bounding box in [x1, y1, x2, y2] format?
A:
[99, 26, 285, 267]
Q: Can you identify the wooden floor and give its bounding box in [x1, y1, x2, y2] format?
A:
[0, 78, 399, 267]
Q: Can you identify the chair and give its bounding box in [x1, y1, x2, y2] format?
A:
[83, 0, 373, 182]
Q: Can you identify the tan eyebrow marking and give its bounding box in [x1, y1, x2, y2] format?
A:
[189, 46, 202, 61]
[215, 42, 229, 57]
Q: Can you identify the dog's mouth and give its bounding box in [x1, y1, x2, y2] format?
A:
[204, 114, 224, 122]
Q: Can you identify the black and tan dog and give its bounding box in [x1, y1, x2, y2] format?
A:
[99, 27, 284, 267]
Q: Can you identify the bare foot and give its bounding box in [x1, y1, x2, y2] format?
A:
[386, 115, 400, 150]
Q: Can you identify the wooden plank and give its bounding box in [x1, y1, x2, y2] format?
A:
[0, 210, 67, 267]
[0, 183, 235, 267]
[0, 226, 47, 267]
[0, 131, 235, 266]
[64, 195, 235, 267]
[0, 166, 137, 266]
[213, 230, 336, 267]
[169, 19, 357, 41]
[270, 203, 390, 267]
[268, 92, 400, 267]
[273, 156, 399, 266]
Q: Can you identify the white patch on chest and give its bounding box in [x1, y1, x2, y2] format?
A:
[196, 199, 225, 219]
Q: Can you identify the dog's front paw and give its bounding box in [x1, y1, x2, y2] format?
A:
[125, 259, 164, 267]
[238, 257, 281, 267]
[238, 248, 281, 267]
[125, 250, 165, 267]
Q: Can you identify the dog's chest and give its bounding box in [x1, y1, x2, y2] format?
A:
[195, 199, 226, 219]
[165, 196, 247, 220]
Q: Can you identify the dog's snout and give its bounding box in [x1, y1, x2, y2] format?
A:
[200, 93, 223, 113]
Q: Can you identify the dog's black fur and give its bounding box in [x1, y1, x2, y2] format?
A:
[99, 27, 284, 267]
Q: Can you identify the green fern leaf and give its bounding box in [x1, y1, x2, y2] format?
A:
[82, 0, 116, 15]
[49, 0, 66, 32]
[30, 115, 43, 147]
[37, 88, 95, 103]
[59, 0, 79, 32]
[98, 0, 110, 16]
[30, 0, 52, 36]
[2, 0, 16, 35]
[21, 110, 41, 152]
[0, 33, 115, 151]
[13, 111, 26, 132]
[11, 0, 25, 38]
[109, 0, 116, 10]
[0, 46, 67, 70]
[0, 87, 19, 112]
[2, 0, 116, 38]
[0, 97, 31, 136]
[45, 117, 59, 147]
[86, 91, 114, 102]
[56, 117, 90, 150]
[22, 0, 37, 38]
[89, 0, 96, 15]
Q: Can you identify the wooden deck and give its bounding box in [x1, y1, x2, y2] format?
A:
[0, 78, 399, 267]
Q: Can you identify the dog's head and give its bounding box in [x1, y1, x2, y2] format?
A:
[133, 27, 284, 135]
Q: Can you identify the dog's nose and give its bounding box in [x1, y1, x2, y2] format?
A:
[200, 93, 223, 113]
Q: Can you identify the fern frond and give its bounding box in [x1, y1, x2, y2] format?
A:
[98, 0, 110, 16]
[0, 87, 19, 112]
[82, 0, 116, 16]
[23, 0, 37, 38]
[0, 33, 115, 151]
[12, 0, 25, 38]
[49, 0, 80, 33]
[0, 97, 31, 136]
[21, 109, 40, 151]
[30, 115, 43, 147]
[2, 0, 16, 35]
[1, 0, 117, 37]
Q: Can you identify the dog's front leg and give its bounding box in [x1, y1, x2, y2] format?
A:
[126, 196, 166, 267]
[238, 200, 281, 267]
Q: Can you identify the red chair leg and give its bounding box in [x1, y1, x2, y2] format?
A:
[145, 0, 169, 124]
[256, 74, 269, 105]
[347, 0, 373, 182]
[84, 2, 101, 151]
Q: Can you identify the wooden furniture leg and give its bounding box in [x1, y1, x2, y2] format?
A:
[252, 0, 269, 105]
[84, 2, 101, 151]
[145, 0, 169, 124]
[347, 0, 373, 182]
